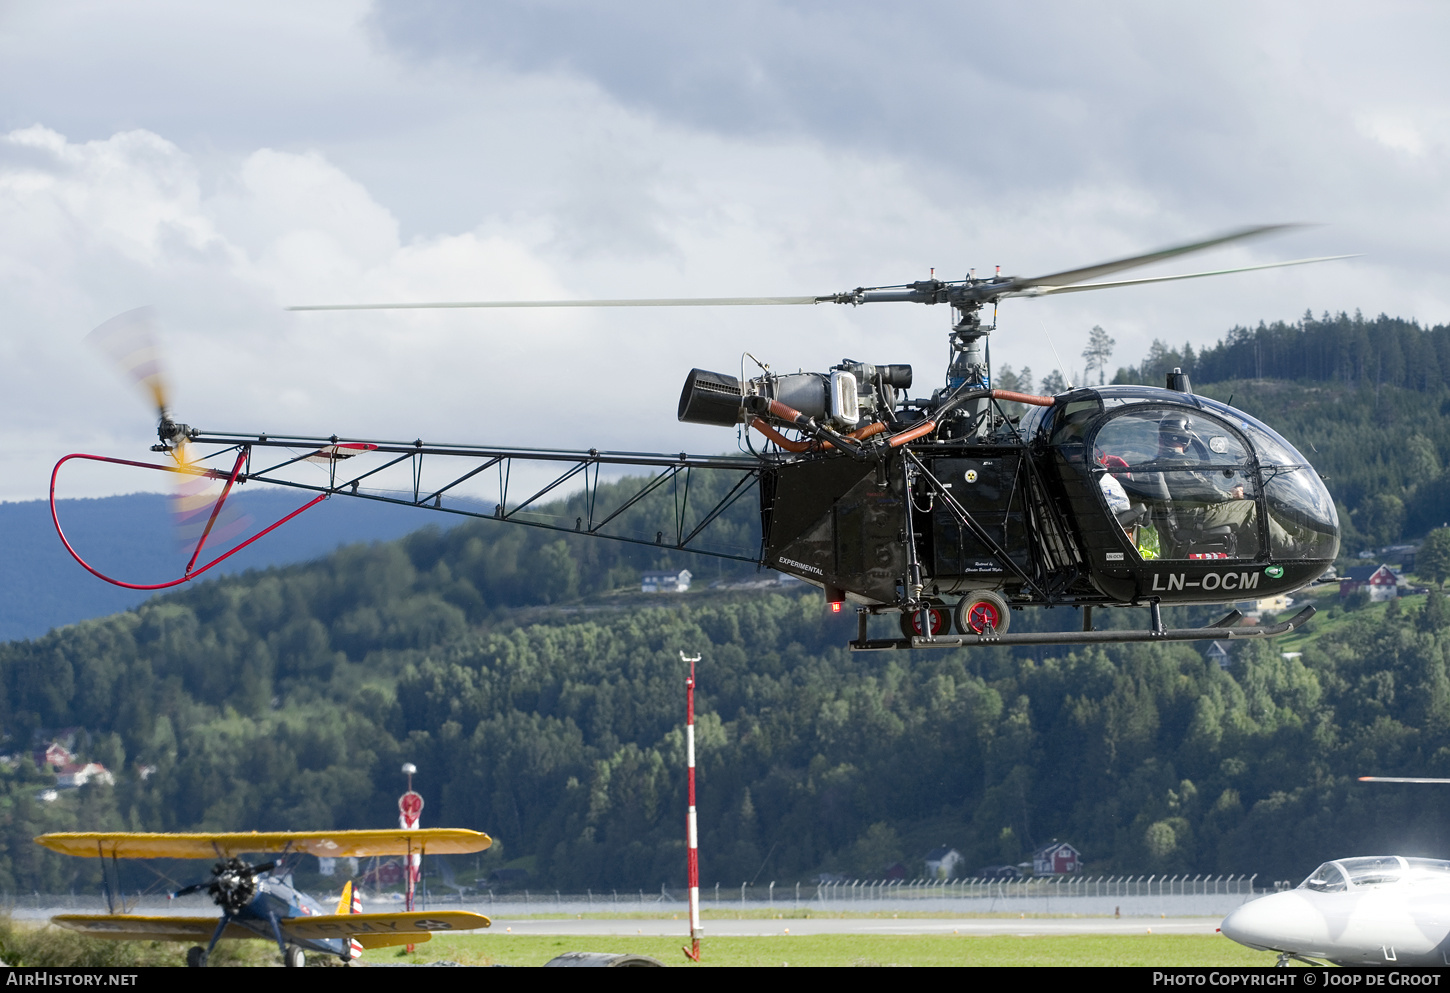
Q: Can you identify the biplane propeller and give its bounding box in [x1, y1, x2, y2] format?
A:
[36, 828, 492, 968]
[56, 227, 1354, 648]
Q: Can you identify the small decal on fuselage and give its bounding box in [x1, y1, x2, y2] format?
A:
[1151, 571, 1261, 592]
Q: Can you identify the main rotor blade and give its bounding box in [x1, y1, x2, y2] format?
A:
[1001, 255, 1358, 298]
[1359, 776, 1450, 784]
[287, 295, 825, 312]
[1011, 223, 1301, 289]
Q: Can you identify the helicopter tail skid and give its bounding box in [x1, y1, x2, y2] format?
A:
[850, 604, 1316, 651]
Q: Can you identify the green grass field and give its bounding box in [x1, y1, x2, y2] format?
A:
[0, 913, 1294, 967]
[1272, 591, 1417, 654]
[366, 932, 1286, 967]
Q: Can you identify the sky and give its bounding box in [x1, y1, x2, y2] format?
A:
[1, 0, 1447, 501]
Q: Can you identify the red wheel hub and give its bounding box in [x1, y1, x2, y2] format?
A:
[908, 608, 947, 635]
[965, 601, 1001, 633]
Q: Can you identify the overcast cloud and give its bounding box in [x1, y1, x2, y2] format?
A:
[0, 1, 1446, 501]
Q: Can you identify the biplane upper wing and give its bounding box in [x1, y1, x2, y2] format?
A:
[34, 828, 492, 859]
[49, 915, 257, 942]
[279, 910, 491, 941]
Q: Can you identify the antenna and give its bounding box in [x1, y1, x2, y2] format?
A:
[1039, 319, 1074, 390]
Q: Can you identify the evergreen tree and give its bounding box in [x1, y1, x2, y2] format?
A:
[1419, 586, 1449, 633]
[1082, 325, 1116, 386]
[1419, 528, 1450, 589]
[1040, 369, 1067, 394]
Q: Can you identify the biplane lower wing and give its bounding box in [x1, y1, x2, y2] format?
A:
[279, 911, 491, 940]
[48, 910, 490, 943]
[35, 828, 492, 859]
[354, 932, 430, 949]
[50, 915, 256, 942]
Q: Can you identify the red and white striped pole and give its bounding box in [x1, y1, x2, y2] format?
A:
[681, 651, 702, 962]
[399, 762, 423, 955]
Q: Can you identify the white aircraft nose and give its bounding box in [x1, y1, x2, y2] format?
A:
[1221, 891, 1329, 952]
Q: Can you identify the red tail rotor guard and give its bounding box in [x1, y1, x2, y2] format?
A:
[50, 449, 326, 591]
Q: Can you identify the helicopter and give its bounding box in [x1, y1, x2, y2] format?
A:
[52, 226, 1350, 649]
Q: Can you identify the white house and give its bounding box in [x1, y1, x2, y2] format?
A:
[924, 846, 963, 879]
[642, 569, 692, 593]
[56, 762, 115, 788]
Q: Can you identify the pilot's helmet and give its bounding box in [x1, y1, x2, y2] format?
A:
[1158, 414, 1195, 451]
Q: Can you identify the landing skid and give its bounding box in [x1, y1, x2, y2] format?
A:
[851, 606, 1316, 651]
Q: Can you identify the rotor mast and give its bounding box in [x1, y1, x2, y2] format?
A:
[827, 271, 1013, 438]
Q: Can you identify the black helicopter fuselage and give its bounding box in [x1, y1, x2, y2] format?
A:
[757, 384, 1337, 613]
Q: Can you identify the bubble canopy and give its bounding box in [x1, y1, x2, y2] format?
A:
[1036, 386, 1339, 564]
[1301, 856, 1450, 891]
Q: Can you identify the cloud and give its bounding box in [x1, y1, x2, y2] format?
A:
[1, 2, 1449, 505]
[0, 125, 585, 499]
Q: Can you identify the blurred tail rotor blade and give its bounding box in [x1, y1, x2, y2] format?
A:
[84, 307, 252, 558]
[85, 306, 170, 416]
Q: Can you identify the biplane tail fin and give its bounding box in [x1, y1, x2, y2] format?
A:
[336, 879, 365, 959]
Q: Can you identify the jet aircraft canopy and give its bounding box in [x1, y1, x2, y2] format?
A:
[1301, 856, 1450, 893]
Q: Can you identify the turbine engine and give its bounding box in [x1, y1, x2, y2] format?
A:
[678, 360, 912, 431]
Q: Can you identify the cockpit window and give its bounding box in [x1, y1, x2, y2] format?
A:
[1091, 408, 1262, 561]
[1337, 856, 1405, 888]
[1190, 397, 1339, 560]
[1300, 862, 1348, 892]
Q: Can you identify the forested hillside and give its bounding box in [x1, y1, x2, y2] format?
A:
[3, 540, 1450, 894]
[5, 310, 1450, 896]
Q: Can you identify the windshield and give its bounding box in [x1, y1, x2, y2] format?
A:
[1192, 396, 1339, 560]
[1301, 861, 1348, 892]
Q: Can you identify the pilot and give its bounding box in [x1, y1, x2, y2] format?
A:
[1152, 415, 1289, 557]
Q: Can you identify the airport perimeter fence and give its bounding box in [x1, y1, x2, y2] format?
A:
[413, 873, 1260, 909]
[345, 873, 1264, 917]
[10, 873, 1267, 921]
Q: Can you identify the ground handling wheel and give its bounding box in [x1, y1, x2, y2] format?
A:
[899, 603, 949, 638]
[954, 591, 1011, 635]
[186, 945, 208, 968]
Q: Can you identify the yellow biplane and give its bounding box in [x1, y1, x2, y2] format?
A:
[36, 828, 493, 968]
